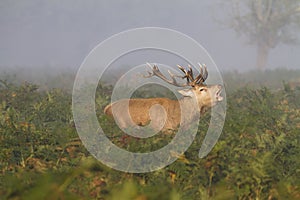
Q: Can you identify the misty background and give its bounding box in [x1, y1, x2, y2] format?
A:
[0, 0, 300, 80]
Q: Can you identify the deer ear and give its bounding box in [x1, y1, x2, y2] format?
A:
[178, 89, 194, 97]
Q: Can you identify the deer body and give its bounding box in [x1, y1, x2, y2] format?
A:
[104, 97, 181, 131]
[104, 64, 223, 133]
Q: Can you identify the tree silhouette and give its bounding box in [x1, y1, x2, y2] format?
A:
[227, 0, 300, 69]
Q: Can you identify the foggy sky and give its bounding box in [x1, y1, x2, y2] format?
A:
[0, 0, 299, 71]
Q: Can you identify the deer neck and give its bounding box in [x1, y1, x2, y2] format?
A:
[178, 96, 203, 120]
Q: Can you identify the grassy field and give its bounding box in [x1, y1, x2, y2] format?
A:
[0, 69, 300, 199]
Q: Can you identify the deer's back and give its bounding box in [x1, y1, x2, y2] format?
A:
[104, 98, 181, 130]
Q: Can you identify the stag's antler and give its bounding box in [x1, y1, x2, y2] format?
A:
[144, 63, 189, 87]
[194, 63, 208, 85]
[144, 63, 208, 87]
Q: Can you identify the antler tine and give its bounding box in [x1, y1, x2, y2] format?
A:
[177, 64, 196, 83]
[177, 65, 190, 82]
[143, 63, 156, 78]
[193, 63, 203, 83]
[202, 64, 208, 81]
[167, 70, 183, 85]
[177, 64, 187, 75]
[144, 63, 208, 87]
[146, 62, 153, 69]
[192, 63, 208, 85]
[144, 64, 188, 87]
[188, 64, 194, 80]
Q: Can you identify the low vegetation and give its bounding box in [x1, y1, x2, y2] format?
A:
[0, 70, 299, 199]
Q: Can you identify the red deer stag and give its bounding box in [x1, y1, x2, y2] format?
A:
[104, 64, 223, 133]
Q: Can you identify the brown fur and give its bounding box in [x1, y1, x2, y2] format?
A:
[104, 85, 222, 132]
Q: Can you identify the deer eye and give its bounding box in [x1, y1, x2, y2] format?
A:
[199, 88, 206, 92]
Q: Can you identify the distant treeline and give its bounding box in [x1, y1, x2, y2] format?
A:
[1, 67, 300, 93]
